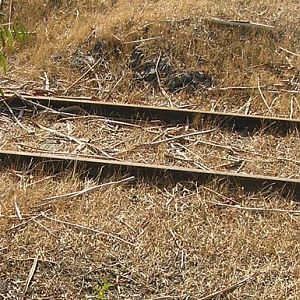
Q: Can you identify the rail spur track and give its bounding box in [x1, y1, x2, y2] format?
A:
[1, 93, 300, 199]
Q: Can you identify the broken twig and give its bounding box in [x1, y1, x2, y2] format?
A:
[199, 275, 253, 300]
[37, 176, 135, 206]
[23, 256, 39, 297]
[151, 128, 215, 145]
[41, 213, 135, 246]
[208, 17, 274, 29]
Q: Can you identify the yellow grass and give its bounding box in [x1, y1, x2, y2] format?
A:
[5, 0, 298, 116]
[1, 169, 300, 299]
[0, 1, 300, 298]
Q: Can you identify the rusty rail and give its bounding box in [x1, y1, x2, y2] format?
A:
[0, 150, 299, 199]
[3, 93, 300, 133]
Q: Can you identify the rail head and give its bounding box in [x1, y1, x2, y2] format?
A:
[3, 93, 300, 133]
[0, 150, 299, 201]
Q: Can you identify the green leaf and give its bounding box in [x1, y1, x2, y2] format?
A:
[93, 278, 113, 300]
[14, 23, 29, 45]
[0, 28, 5, 48]
[0, 52, 8, 73]
[0, 22, 28, 74]
[6, 28, 14, 49]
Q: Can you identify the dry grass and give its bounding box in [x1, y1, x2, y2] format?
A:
[1, 0, 300, 299]
[1, 113, 300, 178]
[1, 170, 300, 299]
[1, 0, 298, 116]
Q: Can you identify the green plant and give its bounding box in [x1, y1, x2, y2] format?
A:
[0, 12, 28, 73]
[93, 278, 113, 300]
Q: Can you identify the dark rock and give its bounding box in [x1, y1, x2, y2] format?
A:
[157, 60, 173, 77]
[140, 63, 157, 82]
[129, 49, 213, 93]
[70, 49, 87, 69]
[132, 58, 173, 83]
[167, 71, 213, 92]
[129, 47, 173, 82]
[129, 48, 144, 69]
[91, 40, 107, 59]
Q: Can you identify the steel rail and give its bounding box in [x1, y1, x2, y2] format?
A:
[0, 150, 299, 199]
[3, 93, 300, 133]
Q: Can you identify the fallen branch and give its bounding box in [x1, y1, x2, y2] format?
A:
[23, 256, 39, 298]
[14, 200, 22, 220]
[206, 200, 300, 214]
[257, 77, 272, 113]
[155, 51, 173, 106]
[151, 128, 216, 145]
[208, 17, 274, 30]
[41, 213, 135, 246]
[37, 176, 135, 206]
[9, 213, 45, 231]
[199, 275, 253, 300]
[279, 46, 300, 57]
[36, 123, 84, 145]
[2, 100, 34, 134]
[104, 72, 126, 101]
[59, 115, 142, 128]
[64, 57, 102, 94]
[14, 93, 75, 117]
[123, 36, 162, 44]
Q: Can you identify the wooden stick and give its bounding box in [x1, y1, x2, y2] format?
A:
[257, 77, 272, 112]
[59, 115, 142, 128]
[43, 72, 50, 91]
[2, 100, 34, 133]
[103, 73, 126, 101]
[208, 17, 274, 29]
[219, 85, 264, 90]
[14, 93, 75, 117]
[8, 0, 12, 31]
[37, 176, 135, 206]
[23, 256, 39, 297]
[199, 275, 253, 300]
[64, 57, 102, 93]
[9, 211, 49, 231]
[36, 123, 84, 145]
[123, 36, 162, 44]
[150, 128, 215, 145]
[173, 142, 211, 170]
[290, 97, 294, 119]
[14, 199, 22, 220]
[279, 46, 300, 57]
[33, 219, 56, 237]
[41, 213, 135, 246]
[206, 200, 300, 214]
[155, 51, 172, 106]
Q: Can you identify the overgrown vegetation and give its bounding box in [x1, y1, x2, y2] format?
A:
[0, 1, 300, 299]
[5, 0, 298, 116]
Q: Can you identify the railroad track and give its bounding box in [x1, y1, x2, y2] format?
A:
[3, 93, 300, 132]
[1, 93, 300, 199]
[0, 149, 299, 198]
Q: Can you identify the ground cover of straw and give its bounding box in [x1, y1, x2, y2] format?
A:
[1, 171, 300, 299]
[6, 0, 299, 117]
[0, 0, 300, 299]
[1, 113, 300, 179]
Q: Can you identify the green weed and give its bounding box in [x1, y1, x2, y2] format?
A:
[93, 278, 113, 300]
